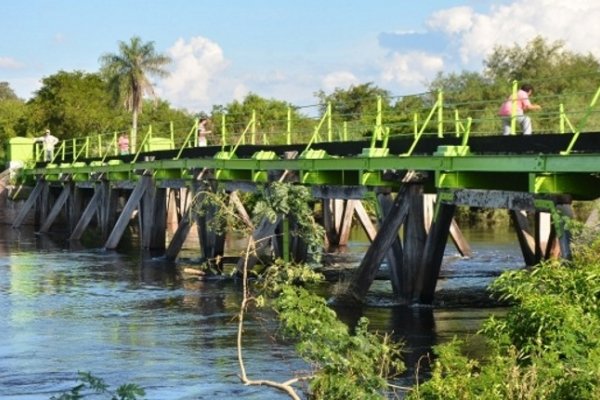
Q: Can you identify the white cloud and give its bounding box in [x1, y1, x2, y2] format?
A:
[426, 0, 600, 66]
[0, 57, 24, 69]
[322, 71, 359, 92]
[427, 6, 474, 35]
[380, 52, 444, 87]
[159, 36, 230, 111]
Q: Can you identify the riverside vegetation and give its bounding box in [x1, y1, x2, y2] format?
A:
[54, 184, 600, 399]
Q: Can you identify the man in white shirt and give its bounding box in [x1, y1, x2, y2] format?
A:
[36, 129, 59, 162]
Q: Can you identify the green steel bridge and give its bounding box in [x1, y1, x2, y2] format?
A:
[5, 82, 600, 305]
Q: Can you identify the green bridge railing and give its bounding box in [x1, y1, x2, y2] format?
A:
[15, 79, 600, 168]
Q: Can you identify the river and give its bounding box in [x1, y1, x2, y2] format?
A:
[0, 224, 522, 399]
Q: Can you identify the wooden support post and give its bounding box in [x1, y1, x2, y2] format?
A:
[164, 185, 200, 260]
[377, 191, 404, 296]
[338, 200, 355, 246]
[100, 181, 118, 239]
[555, 204, 574, 261]
[424, 194, 471, 257]
[12, 179, 45, 228]
[104, 176, 151, 250]
[353, 199, 377, 242]
[151, 188, 167, 250]
[35, 182, 50, 228]
[402, 184, 427, 301]
[166, 188, 180, 234]
[415, 202, 456, 304]
[322, 199, 338, 247]
[535, 211, 552, 263]
[141, 186, 166, 250]
[68, 184, 85, 234]
[344, 184, 410, 303]
[510, 209, 537, 266]
[236, 215, 282, 273]
[69, 184, 104, 240]
[449, 220, 472, 257]
[39, 183, 71, 233]
[141, 183, 156, 249]
[194, 181, 226, 269]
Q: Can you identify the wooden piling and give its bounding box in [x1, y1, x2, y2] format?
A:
[345, 184, 410, 303]
[104, 175, 151, 250]
[415, 202, 456, 304]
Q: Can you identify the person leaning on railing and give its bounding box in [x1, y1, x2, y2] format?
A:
[35, 129, 59, 161]
[498, 83, 542, 135]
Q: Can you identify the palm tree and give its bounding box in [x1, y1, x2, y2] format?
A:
[99, 36, 171, 152]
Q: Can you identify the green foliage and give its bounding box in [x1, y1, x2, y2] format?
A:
[0, 88, 26, 159]
[0, 81, 19, 101]
[409, 228, 600, 400]
[315, 83, 392, 140]
[211, 93, 313, 144]
[252, 182, 325, 262]
[99, 36, 171, 150]
[25, 70, 128, 139]
[50, 371, 145, 400]
[273, 286, 405, 399]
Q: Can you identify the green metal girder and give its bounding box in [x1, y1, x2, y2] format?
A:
[530, 173, 600, 199]
[437, 171, 529, 191]
[16, 151, 600, 202]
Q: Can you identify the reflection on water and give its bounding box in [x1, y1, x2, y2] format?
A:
[0, 224, 522, 399]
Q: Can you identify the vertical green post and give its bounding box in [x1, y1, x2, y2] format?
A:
[437, 90, 444, 138]
[251, 109, 256, 145]
[221, 114, 227, 151]
[170, 121, 175, 148]
[510, 80, 519, 135]
[559, 103, 565, 134]
[413, 113, 418, 138]
[72, 138, 76, 159]
[343, 121, 348, 141]
[376, 96, 383, 140]
[193, 118, 199, 147]
[113, 132, 118, 155]
[98, 134, 102, 157]
[283, 217, 290, 263]
[85, 137, 89, 158]
[454, 110, 460, 137]
[327, 102, 332, 142]
[286, 107, 292, 145]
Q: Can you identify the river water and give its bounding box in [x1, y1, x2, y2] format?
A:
[0, 224, 522, 399]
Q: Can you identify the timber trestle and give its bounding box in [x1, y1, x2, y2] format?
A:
[8, 132, 600, 305]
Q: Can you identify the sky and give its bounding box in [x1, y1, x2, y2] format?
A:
[2, 0, 600, 114]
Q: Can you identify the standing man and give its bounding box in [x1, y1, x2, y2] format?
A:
[498, 83, 542, 135]
[36, 129, 59, 162]
[197, 114, 211, 147]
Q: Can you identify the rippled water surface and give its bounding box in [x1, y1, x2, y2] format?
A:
[0, 224, 522, 399]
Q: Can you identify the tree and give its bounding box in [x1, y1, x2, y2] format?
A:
[426, 37, 600, 135]
[315, 83, 392, 140]
[212, 93, 313, 145]
[25, 70, 128, 139]
[0, 82, 19, 101]
[99, 36, 171, 152]
[0, 81, 25, 160]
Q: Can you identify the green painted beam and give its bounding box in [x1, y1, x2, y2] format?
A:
[17, 152, 600, 200]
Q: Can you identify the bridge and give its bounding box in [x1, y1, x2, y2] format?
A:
[4, 83, 600, 305]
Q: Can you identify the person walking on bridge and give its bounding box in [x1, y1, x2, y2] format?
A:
[498, 83, 542, 135]
[36, 129, 59, 162]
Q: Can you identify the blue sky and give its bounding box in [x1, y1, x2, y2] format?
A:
[2, 0, 599, 113]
